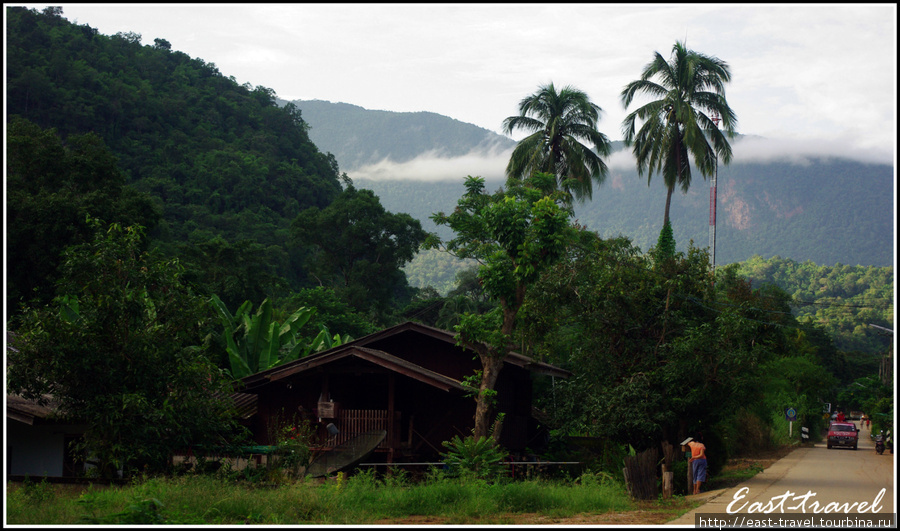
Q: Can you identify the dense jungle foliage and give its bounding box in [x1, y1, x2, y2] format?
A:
[405, 251, 894, 359]
[738, 255, 893, 357]
[6, 6, 344, 310]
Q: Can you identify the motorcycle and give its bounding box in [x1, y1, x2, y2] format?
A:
[874, 431, 885, 455]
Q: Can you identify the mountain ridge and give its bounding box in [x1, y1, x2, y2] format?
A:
[289, 98, 517, 171]
[288, 99, 893, 268]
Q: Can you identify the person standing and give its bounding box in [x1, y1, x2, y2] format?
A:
[836, 410, 846, 422]
[688, 433, 707, 495]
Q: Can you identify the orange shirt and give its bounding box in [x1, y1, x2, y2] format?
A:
[688, 441, 706, 459]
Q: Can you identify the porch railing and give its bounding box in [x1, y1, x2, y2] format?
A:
[324, 409, 400, 449]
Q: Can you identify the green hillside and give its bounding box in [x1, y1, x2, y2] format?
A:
[289, 99, 517, 171]
[290, 101, 892, 269]
[6, 6, 343, 308]
[355, 153, 894, 269]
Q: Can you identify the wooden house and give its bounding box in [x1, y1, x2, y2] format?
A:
[237, 321, 570, 463]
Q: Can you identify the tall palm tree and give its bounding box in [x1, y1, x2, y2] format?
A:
[503, 83, 611, 201]
[621, 41, 737, 227]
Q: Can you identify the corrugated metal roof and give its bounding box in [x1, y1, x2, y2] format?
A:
[230, 392, 258, 420]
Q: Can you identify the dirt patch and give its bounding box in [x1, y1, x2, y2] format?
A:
[707, 445, 797, 490]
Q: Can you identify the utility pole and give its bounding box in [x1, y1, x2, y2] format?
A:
[867, 324, 894, 387]
[709, 112, 720, 273]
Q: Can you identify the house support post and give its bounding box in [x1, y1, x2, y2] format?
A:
[387, 373, 396, 464]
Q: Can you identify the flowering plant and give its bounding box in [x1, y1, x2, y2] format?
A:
[275, 422, 313, 477]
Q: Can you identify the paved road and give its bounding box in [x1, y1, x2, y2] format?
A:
[667, 422, 895, 526]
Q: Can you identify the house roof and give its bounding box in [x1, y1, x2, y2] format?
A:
[242, 345, 467, 393]
[239, 321, 571, 392]
[7, 394, 62, 425]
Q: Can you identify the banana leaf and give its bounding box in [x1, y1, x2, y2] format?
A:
[244, 299, 273, 374]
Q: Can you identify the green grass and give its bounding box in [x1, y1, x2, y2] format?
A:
[6, 470, 634, 525]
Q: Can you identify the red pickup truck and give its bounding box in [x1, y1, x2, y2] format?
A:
[827, 422, 859, 450]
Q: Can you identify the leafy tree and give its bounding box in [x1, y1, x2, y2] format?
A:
[428, 172, 575, 439]
[178, 236, 288, 312]
[518, 235, 800, 456]
[654, 219, 677, 263]
[621, 40, 737, 228]
[6, 118, 159, 313]
[152, 38, 171, 51]
[503, 83, 611, 201]
[292, 181, 427, 323]
[7, 220, 241, 477]
[274, 286, 377, 340]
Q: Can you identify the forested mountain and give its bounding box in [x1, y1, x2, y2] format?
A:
[6, 7, 343, 309]
[289, 99, 517, 170]
[293, 101, 893, 269]
[359, 160, 893, 269]
[737, 255, 893, 355]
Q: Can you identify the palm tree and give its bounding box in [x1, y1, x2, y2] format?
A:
[503, 83, 611, 201]
[620, 41, 737, 227]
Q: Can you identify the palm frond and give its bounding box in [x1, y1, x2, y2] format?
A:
[503, 82, 610, 201]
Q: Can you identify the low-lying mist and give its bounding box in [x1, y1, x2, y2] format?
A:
[347, 136, 893, 183]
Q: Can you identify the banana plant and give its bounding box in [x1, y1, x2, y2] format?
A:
[210, 295, 352, 379]
[210, 295, 313, 379]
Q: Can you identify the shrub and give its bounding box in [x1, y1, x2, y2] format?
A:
[440, 434, 509, 481]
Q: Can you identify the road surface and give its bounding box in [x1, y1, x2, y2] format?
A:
[668, 421, 895, 526]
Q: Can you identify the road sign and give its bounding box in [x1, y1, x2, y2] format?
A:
[801, 426, 809, 440]
[785, 408, 797, 421]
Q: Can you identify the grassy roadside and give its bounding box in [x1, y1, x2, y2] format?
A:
[5, 446, 798, 525]
[6, 469, 633, 525]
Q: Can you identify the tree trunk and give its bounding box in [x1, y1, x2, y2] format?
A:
[663, 185, 674, 226]
[473, 354, 505, 439]
[472, 297, 519, 440]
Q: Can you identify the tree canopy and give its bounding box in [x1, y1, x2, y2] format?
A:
[292, 181, 427, 324]
[7, 220, 241, 476]
[5, 6, 343, 307]
[428, 173, 576, 438]
[503, 83, 611, 201]
[6, 118, 159, 311]
[621, 41, 737, 227]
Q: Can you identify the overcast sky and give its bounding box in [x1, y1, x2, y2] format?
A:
[20, 3, 898, 166]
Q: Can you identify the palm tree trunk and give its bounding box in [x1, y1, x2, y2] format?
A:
[663, 185, 674, 226]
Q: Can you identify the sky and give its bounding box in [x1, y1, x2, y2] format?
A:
[15, 3, 898, 168]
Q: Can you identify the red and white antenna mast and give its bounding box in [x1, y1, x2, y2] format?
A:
[709, 111, 721, 273]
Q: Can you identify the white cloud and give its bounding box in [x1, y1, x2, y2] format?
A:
[348, 134, 892, 185]
[348, 147, 512, 182]
[44, 3, 899, 160]
[731, 136, 894, 166]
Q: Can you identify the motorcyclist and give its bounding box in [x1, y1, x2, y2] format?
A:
[875, 430, 886, 454]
